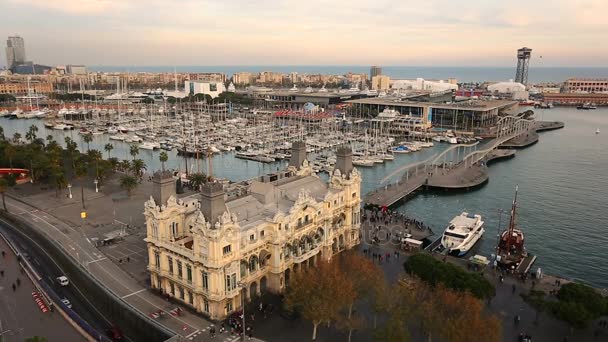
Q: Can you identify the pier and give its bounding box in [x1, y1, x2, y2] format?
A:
[365, 116, 549, 207]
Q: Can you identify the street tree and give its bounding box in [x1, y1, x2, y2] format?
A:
[120, 175, 138, 197]
[83, 133, 93, 151]
[131, 159, 146, 181]
[187, 172, 207, 191]
[26, 124, 38, 143]
[129, 144, 139, 160]
[159, 151, 168, 172]
[75, 159, 88, 209]
[284, 259, 354, 340]
[12, 132, 21, 144]
[0, 177, 8, 212]
[4, 144, 16, 169]
[104, 143, 114, 159]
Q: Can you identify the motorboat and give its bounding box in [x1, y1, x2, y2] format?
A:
[439, 212, 485, 257]
[577, 103, 597, 110]
[392, 145, 410, 154]
[595, 128, 600, 135]
[139, 141, 160, 150]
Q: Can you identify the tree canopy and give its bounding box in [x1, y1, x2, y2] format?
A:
[403, 253, 495, 300]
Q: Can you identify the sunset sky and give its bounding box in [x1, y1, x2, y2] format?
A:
[1, 0, 607, 67]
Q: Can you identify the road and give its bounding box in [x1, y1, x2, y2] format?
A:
[0, 230, 84, 342]
[0, 194, 248, 342]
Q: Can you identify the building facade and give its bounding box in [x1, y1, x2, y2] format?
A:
[144, 144, 362, 320]
[66, 65, 87, 75]
[185, 80, 226, 98]
[563, 78, 608, 93]
[233, 72, 254, 85]
[0, 81, 53, 94]
[370, 66, 382, 79]
[5, 36, 26, 69]
[371, 75, 390, 90]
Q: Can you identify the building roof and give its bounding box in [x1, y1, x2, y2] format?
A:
[345, 97, 517, 111]
[222, 175, 330, 231]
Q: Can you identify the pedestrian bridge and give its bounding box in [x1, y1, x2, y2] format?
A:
[364, 116, 534, 207]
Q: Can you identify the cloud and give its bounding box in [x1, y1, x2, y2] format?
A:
[1, 0, 608, 66]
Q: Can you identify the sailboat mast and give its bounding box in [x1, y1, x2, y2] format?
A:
[505, 186, 519, 251]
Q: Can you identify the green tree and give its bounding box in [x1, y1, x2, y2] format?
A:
[404, 253, 494, 300]
[88, 149, 103, 180]
[83, 133, 93, 151]
[131, 159, 146, 180]
[46, 135, 54, 144]
[0, 177, 8, 212]
[4, 144, 16, 169]
[284, 258, 354, 340]
[49, 165, 67, 198]
[159, 151, 168, 172]
[521, 290, 548, 325]
[187, 172, 207, 191]
[26, 124, 39, 143]
[120, 175, 138, 197]
[0, 126, 4, 140]
[75, 160, 88, 209]
[104, 143, 114, 159]
[12, 132, 21, 144]
[64, 137, 79, 171]
[129, 144, 139, 160]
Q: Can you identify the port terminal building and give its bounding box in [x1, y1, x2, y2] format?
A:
[344, 97, 518, 133]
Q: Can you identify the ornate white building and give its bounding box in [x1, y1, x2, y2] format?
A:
[144, 143, 362, 319]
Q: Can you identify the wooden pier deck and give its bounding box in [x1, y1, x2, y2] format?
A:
[364, 172, 427, 207]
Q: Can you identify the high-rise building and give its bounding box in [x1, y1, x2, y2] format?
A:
[371, 75, 390, 90]
[370, 65, 382, 78]
[514, 47, 532, 86]
[5, 36, 26, 69]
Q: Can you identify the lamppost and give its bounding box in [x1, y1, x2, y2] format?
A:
[237, 281, 246, 341]
[94, 179, 99, 193]
[67, 183, 73, 199]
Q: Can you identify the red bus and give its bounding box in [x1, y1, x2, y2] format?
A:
[0, 168, 31, 184]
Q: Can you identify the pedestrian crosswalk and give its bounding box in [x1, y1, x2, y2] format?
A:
[186, 325, 253, 341]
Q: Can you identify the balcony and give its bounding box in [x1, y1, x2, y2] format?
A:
[292, 246, 320, 264]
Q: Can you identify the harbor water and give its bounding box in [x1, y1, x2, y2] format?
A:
[1, 107, 607, 288]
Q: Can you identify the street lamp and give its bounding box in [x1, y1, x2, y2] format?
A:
[237, 281, 247, 341]
[67, 183, 73, 199]
[94, 179, 99, 193]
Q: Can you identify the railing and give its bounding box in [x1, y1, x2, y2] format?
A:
[292, 246, 320, 263]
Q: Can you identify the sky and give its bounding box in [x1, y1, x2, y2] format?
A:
[1, 0, 607, 67]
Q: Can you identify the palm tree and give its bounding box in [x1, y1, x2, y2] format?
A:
[131, 159, 146, 181]
[129, 144, 139, 160]
[0, 126, 4, 140]
[188, 172, 207, 191]
[26, 124, 38, 143]
[83, 133, 93, 152]
[0, 177, 8, 212]
[159, 151, 168, 172]
[12, 132, 21, 144]
[119, 159, 131, 173]
[49, 166, 67, 198]
[4, 144, 15, 170]
[64, 137, 79, 170]
[104, 143, 114, 159]
[120, 175, 138, 197]
[46, 135, 54, 144]
[75, 160, 88, 209]
[88, 149, 102, 180]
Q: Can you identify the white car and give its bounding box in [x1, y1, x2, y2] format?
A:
[61, 298, 72, 309]
[56, 276, 69, 286]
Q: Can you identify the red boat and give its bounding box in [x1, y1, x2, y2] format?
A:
[496, 186, 527, 270]
[519, 100, 536, 106]
[0, 168, 31, 184]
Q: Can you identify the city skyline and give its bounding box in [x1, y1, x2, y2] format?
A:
[1, 0, 607, 68]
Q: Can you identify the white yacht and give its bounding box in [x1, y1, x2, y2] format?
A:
[440, 212, 485, 257]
